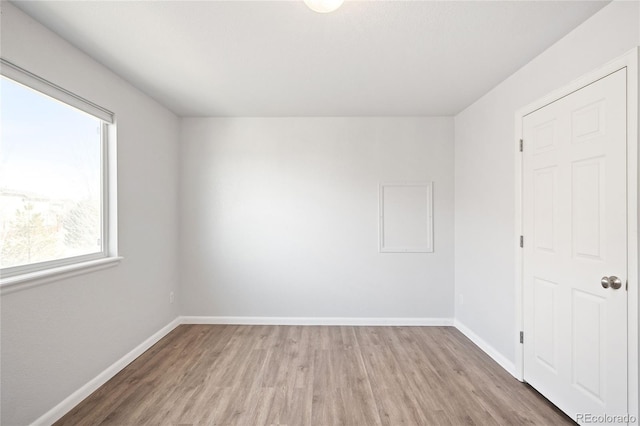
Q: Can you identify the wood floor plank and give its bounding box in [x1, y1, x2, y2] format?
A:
[55, 325, 574, 426]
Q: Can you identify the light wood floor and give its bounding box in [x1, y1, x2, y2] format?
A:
[56, 325, 574, 425]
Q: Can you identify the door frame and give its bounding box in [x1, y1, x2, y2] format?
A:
[514, 47, 639, 420]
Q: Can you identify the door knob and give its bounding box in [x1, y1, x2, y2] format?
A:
[601, 276, 622, 290]
[609, 276, 622, 290]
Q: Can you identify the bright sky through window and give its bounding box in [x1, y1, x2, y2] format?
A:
[1, 76, 103, 269]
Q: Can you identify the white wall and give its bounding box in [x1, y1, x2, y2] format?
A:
[180, 117, 454, 320]
[0, 4, 180, 425]
[454, 0, 640, 364]
[3, 0, 636, 422]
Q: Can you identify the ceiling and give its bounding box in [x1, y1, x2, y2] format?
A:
[12, 1, 610, 117]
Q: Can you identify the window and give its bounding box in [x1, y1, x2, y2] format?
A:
[0, 59, 116, 281]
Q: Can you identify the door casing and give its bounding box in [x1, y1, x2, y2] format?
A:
[514, 47, 639, 422]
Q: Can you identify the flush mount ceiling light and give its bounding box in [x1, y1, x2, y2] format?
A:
[303, 0, 344, 13]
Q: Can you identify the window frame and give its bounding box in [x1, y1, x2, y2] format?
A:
[0, 59, 119, 287]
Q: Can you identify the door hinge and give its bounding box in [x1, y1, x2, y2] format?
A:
[520, 236, 524, 248]
[519, 139, 523, 152]
[520, 331, 524, 344]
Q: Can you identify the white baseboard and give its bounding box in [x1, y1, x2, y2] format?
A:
[181, 316, 454, 326]
[31, 317, 181, 426]
[454, 319, 517, 378]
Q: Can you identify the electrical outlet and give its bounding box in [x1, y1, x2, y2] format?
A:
[169, 291, 175, 304]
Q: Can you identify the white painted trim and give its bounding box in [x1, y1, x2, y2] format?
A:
[30, 317, 181, 426]
[181, 316, 453, 326]
[0, 58, 114, 123]
[514, 104, 525, 382]
[630, 48, 640, 426]
[514, 47, 639, 423]
[0, 256, 123, 295]
[378, 182, 434, 253]
[454, 320, 517, 378]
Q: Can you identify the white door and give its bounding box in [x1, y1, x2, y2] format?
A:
[522, 68, 627, 422]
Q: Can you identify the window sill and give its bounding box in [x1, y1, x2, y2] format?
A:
[0, 256, 123, 295]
